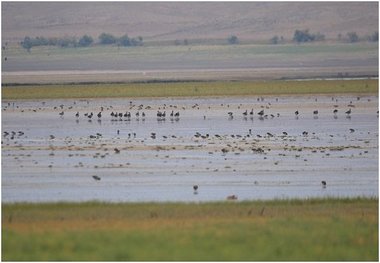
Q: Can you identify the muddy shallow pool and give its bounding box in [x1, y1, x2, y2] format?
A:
[2, 95, 378, 202]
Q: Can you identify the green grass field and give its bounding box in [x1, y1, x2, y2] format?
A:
[2, 79, 378, 100]
[2, 198, 378, 261]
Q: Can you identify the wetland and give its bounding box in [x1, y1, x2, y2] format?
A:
[2, 81, 378, 202]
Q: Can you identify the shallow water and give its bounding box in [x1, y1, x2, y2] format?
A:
[2, 95, 378, 202]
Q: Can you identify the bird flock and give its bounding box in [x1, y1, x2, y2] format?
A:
[2, 95, 378, 201]
[56, 98, 363, 122]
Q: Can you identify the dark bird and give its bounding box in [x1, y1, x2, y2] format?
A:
[97, 112, 102, 118]
[333, 109, 338, 114]
[221, 148, 229, 154]
[227, 195, 238, 200]
[243, 110, 248, 116]
[295, 110, 299, 116]
[258, 110, 264, 116]
[349, 128, 355, 133]
[321, 181, 327, 188]
[313, 110, 318, 115]
[345, 109, 351, 115]
[92, 175, 101, 181]
[59, 111, 64, 116]
[193, 185, 198, 194]
[114, 148, 120, 153]
[249, 109, 254, 115]
[75, 112, 79, 118]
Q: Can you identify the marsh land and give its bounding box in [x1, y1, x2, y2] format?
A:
[2, 2, 379, 261]
[2, 78, 378, 261]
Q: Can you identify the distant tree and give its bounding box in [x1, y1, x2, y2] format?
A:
[293, 29, 314, 43]
[270, 35, 279, 44]
[117, 34, 143, 47]
[57, 36, 77, 47]
[293, 29, 325, 43]
[35, 36, 49, 46]
[228, 35, 239, 45]
[21, 36, 33, 51]
[368, 31, 378, 42]
[48, 37, 58, 46]
[347, 32, 359, 43]
[98, 33, 117, 44]
[78, 35, 93, 47]
[118, 34, 131, 46]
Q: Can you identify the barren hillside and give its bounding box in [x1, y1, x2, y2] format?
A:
[2, 2, 378, 43]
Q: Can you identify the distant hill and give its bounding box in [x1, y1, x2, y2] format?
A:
[2, 2, 378, 43]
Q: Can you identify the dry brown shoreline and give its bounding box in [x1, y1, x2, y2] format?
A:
[2, 67, 377, 85]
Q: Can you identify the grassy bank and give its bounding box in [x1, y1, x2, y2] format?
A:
[2, 198, 378, 261]
[2, 79, 378, 100]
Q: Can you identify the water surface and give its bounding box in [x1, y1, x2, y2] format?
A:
[2, 95, 378, 202]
